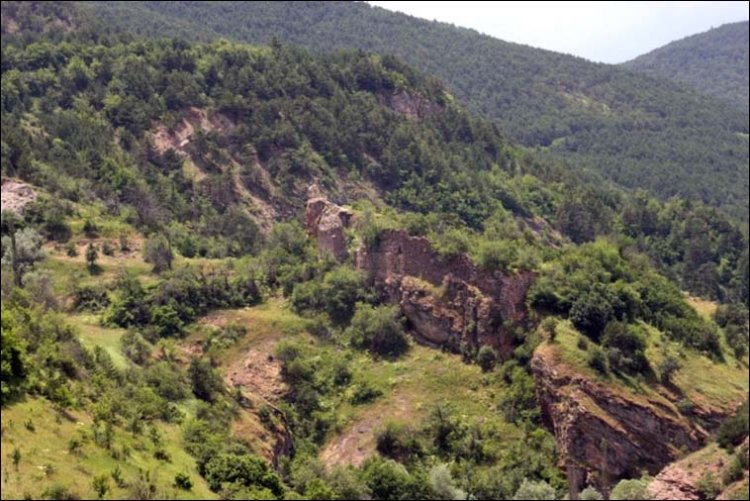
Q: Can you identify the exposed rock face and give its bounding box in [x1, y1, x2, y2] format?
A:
[648, 438, 749, 501]
[378, 90, 441, 121]
[531, 347, 708, 497]
[305, 195, 353, 262]
[1, 178, 38, 215]
[356, 229, 534, 355]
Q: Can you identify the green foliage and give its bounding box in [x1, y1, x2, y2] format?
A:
[580, 486, 604, 500]
[91, 474, 110, 499]
[718, 400, 749, 450]
[291, 266, 370, 326]
[512, 478, 557, 500]
[569, 287, 615, 341]
[625, 21, 748, 109]
[83, 1, 750, 223]
[696, 472, 722, 500]
[189, 358, 224, 403]
[609, 478, 652, 500]
[658, 354, 681, 384]
[360, 457, 428, 500]
[174, 472, 193, 491]
[143, 234, 173, 274]
[347, 303, 408, 359]
[204, 453, 283, 496]
[477, 345, 498, 372]
[601, 322, 650, 375]
[1, 308, 27, 404]
[588, 346, 608, 375]
[375, 422, 423, 461]
[85, 243, 98, 271]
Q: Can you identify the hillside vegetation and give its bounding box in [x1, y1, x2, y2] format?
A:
[1, 2, 748, 500]
[624, 21, 749, 110]
[76, 0, 750, 222]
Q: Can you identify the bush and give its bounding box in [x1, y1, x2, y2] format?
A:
[541, 317, 559, 340]
[658, 354, 681, 384]
[580, 486, 604, 500]
[601, 322, 649, 374]
[143, 234, 173, 274]
[204, 453, 284, 496]
[570, 288, 615, 340]
[696, 472, 721, 500]
[476, 239, 516, 271]
[723, 453, 745, 485]
[609, 478, 652, 500]
[174, 472, 193, 491]
[718, 400, 749, 449]
[350, 383, 383, 405]
[512, 478, 556, 500]
[588, 346, 608, 375]
[375, 422, 422, 461]
[189, 358, 224, 403]
[348, 304, 408, 359]
[477, 345, 498, 372]
[361, 457, 426, 500]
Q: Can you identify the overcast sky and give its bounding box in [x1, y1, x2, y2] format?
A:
[368, 1, 749, 63]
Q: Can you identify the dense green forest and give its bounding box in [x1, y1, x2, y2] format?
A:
[624, 21, 749, 111]
[68, 0, 750, 223]
[1, 2, 748, 500]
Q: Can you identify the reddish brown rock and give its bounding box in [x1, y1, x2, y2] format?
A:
[305, 196, 353, 262]
[531, 346, 709, 497]
[355, 229, 534, 356]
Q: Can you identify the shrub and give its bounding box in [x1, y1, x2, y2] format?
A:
[348, 304, 408, 359]
[143, 234, 173, 273]
[580, 486, 603, 500]
[696, 472, 721, 500]
[658, 354, 681, 384]
[92, 474, 110, 499]
[718, 400, 749, 449]
[350, 383, 383, 405]
[375, 422, 422, 460]
[189, 358, 224, 403]
[477, 345, 498, 372]
[601, 322, 649, 374]
[723, 453, 744, 485]
[570, 288, 615, 340]
[204, 453, 284, 496]
[174, 472, 193, 491]
[65, 241, 78, 257]
[101, 240, 115, 256]
[541, 317, 559, 340]
[588, 346, 608, 375]
[85, 243, 98, 271]
[512, 478, 556, 500]
[609, 478, 652, 500]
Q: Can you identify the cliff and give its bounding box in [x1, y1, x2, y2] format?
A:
[531, 345, 709, 497]
[355, 228, 534, 355]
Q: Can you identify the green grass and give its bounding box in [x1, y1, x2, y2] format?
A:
[67, 313, 130, 370]
[548, 318, 749, 414]
[1, 398, 215, 500]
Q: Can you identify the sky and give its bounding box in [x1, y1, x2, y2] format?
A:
[367, 1, 749, 63]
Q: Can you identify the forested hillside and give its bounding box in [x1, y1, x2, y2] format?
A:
[76, 0, 750, 222]
[1, 2, 748, 500]
[624, 21, 749, 110]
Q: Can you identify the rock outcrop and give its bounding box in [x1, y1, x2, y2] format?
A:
[305, 193, 353, 262]
[1, 178, 38, 215]
[531, 346, 708, 497]
[356, 229, 534, 355]
[378, 90, 441, 121]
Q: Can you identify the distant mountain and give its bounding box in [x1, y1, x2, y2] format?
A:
[624, 21, 749, 111]
[81, 1, 750, 223]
